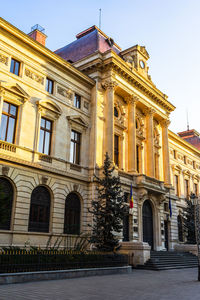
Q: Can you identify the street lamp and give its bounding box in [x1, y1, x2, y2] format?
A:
[190, 193, 200, 281]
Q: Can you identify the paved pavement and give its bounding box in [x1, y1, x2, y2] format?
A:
[1, 268, 200, 300]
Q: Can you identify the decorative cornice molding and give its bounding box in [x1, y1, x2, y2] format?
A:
[160, 119, 171, 128]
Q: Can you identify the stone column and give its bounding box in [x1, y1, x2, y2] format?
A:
[127, 95, 139, 173]
[161, 119, 171, 187]
[0, 88, 5, 126]
[144, 107, 155, 178]
[102, 80, 118, 161]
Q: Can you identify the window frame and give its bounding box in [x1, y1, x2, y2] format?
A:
[74, 93, 81, 109]
[64, 192, 81, 235]
[38, 117, 52, 155]
[45, 78, 54, 94]
[70, 130, 81, 165]
[114, 134, 119, 166]
[10, 58, 20, 76]
[0, 101, 18, 144]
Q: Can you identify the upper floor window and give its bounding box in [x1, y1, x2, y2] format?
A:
[136, 145, 140, 173]
[70, 130, 81, 164]
[10, 58, 20, 76]
[0, 102, 18, 143]
[114, 134, 119, 166]
[45, 78, 53, 94]
[39, 117, 52, 155]
[74, 94, 81, 109]
[185, 179, 189, 199]
[175, 175, 179, 196]
[114, 107, 119, 117]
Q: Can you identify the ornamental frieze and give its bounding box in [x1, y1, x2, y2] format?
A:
[57, 86, 73, 100]
[25, 68, 44, 85]
[0, 54, 8, 65]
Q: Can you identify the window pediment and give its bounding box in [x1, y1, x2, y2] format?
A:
[67, 115, 89, 129]
[37, 99, 61, 120]
[1, 83, 29, 105]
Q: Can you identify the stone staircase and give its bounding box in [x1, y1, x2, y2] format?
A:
[137, 251, 198, 270]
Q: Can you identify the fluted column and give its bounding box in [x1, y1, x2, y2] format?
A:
[144, 107, 155, 178]
[102, 80, 118, 161]
[127, 95, 139, 173]
[161, 119, 171, 186]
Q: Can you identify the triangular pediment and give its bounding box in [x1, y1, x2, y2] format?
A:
[67, 115, 89, 128]
[6, 83, 29, 98]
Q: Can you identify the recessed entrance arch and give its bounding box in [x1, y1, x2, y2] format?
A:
[142, 200, 154, 249]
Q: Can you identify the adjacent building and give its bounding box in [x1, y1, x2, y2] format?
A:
[0, 18, 199, 253]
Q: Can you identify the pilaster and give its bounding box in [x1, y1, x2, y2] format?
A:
[144, 107, 155, 177]
[161, 119, 171, 187]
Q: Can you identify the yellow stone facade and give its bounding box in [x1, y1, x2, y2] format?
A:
[0, 18, 199, 251]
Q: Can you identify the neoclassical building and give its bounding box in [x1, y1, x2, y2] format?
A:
[0, 18, 199, 253]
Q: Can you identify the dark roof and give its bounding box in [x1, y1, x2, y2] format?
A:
[55, 25, 121, 63]
[178, 129, 200, 150]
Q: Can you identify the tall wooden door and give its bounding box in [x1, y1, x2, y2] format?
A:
[142, 200, 154, 249]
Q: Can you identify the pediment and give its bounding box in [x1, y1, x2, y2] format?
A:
[67, 115, 89, 128]
[37, 100, 62, 116]
[1, 82, 29, 99]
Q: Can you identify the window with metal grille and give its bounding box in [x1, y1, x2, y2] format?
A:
[70, 130, 81, 164]
[0, 178, 13, 230]
[28, 186, 51, 233]
[39, 117, 52, 155]
[0, 101, 18, 143]
[64, 193, 80, 234]
[10, 58, 20, 76]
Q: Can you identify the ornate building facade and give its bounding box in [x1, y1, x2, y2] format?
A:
[0, 18, 199, 255]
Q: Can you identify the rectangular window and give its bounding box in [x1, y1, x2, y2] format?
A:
[0, 101, 18, 143]
[39, 117, 52, 155]
[194, 183, 198, 196]
[70, 130, 81, 165]
[10, 58, 20, 76]
[136, 145, 140, 173]
[74, 94, 81, 109]
[114, 135, 119, 166]
[185, 179, 189, 199]
[175, 175, 179, 196]
[45, 78, 54, 94]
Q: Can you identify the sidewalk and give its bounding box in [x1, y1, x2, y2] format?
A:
[1, 268, 200, 300]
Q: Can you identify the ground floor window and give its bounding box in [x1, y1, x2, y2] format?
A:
[0, 177, 13, 230]
[28, 186, 51, 233]
[64, 192, 81, 234]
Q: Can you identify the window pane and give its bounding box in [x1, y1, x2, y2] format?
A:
[6, 117, 15, 143]
[0, 114, 8, 141]
[2, 102, 9, 113]
[40, 118, 45, 128]
[70, 141, 74, 163]
[71, 130, 75, 140]
[10, 59, 15, 73]
[10, 105, 17, 116]
[46, 120, 51, 130]
[14, 61, 19, 75]
[44, 132, 50, 155]
[39, 129, 44, 153]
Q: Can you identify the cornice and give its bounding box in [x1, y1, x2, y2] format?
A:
[0, 17, 95, 87]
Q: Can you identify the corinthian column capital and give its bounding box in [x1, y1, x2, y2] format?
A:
[160, 119, 171, 128]
[102, 80, 118, 91]
[0, 87, 5, 97]
[126, 94, 139, 106]
[143, 107, 156, 116]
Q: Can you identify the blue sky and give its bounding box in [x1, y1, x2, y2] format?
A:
[1, 0, 200, 133]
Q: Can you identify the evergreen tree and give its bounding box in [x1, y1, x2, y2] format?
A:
[89, 153, 128, 251]
[182, 198, 196, 244]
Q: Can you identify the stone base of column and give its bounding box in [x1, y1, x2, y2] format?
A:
[118, 241, 151, 266]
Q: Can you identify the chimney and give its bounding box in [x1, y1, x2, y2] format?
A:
[28, 24, 47, 46]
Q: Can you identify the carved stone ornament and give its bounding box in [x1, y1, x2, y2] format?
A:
[143, 107, 156, 116]
[2, 166, 9, 176]
[160, 119, 171, 128]
[158, 194, 166, 205]
[126, 94, 139, 105]
[0, 54, 8, 65]
[25, 68, 44, 85]
[73, 184, 78, 191]
[57, 86, 73, 100]
[138, 188, 148, 202]
[102, 80, 118, 90]
[41, 175, 48, 185]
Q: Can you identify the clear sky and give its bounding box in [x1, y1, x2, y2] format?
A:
[1, 0, 200, 133]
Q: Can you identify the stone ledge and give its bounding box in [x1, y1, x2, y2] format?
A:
[0, 266, 132, 285]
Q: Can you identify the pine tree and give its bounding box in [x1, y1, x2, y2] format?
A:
[89, 153, 128, 251]
[182, 198, 196, 244]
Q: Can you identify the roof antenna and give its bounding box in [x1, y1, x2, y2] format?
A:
[186, 109, 189, 131]
[99, 8, 102, 29]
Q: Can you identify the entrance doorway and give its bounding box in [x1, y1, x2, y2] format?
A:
[164, 220, 169, 250]
[142, 200, 154, 249]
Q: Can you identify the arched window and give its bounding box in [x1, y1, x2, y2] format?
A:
[114, 107, 119, 118]
[28, 186, 51, 233]
[0, 177, 14, 230]
[177, 215, 184, 242]
[64, 193, 81, 234]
